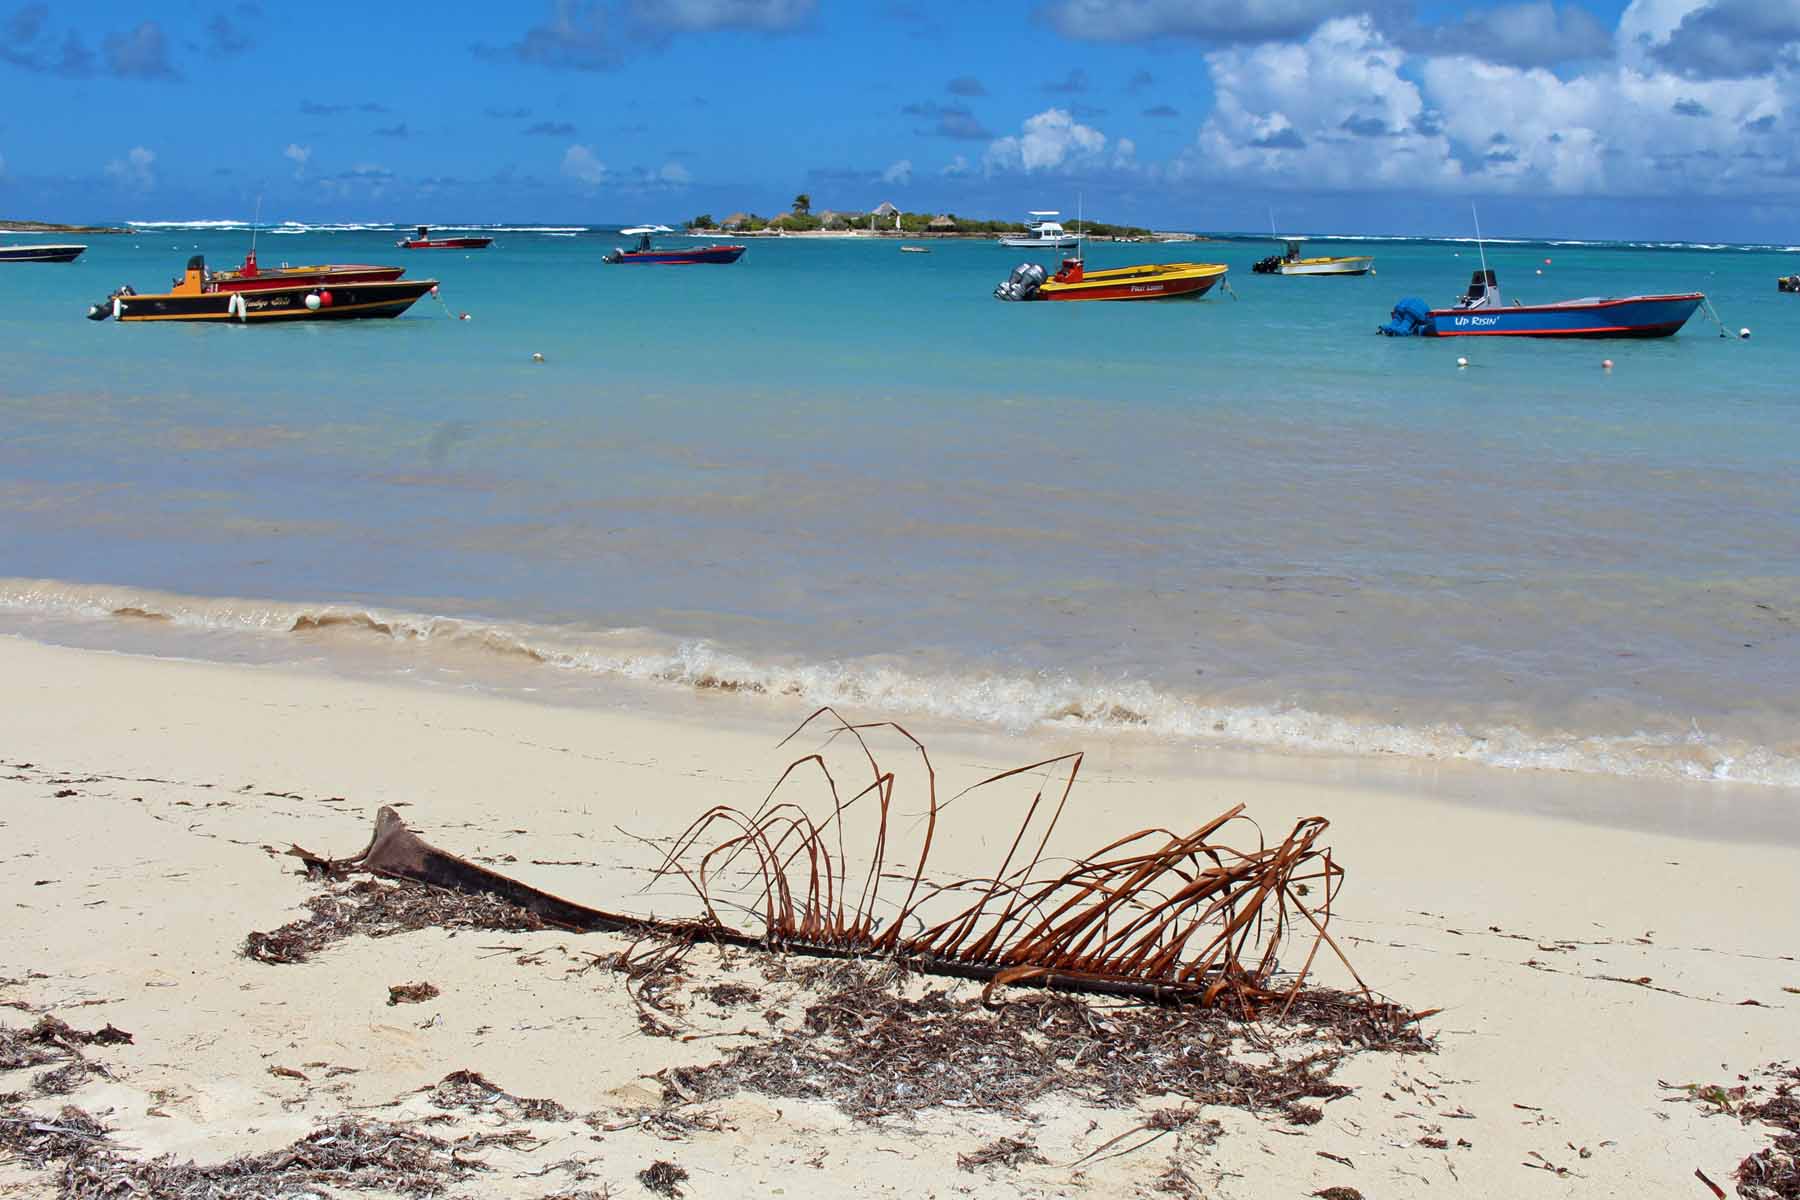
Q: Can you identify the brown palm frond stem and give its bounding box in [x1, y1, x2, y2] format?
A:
[288, 713, 1366, 1009]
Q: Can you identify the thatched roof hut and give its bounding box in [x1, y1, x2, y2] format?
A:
[723, 212, 753, 230]
[872, 201, 900, 217]
[928, 214, 957, 232]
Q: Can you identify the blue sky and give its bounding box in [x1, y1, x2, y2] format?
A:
[2, 0, 1797, 239]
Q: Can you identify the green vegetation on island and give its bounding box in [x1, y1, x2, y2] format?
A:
[687, 200, 1157, 240]
[1, 218, 128, 234]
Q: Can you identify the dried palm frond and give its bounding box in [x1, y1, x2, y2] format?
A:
[290, 709, 1364, 1009]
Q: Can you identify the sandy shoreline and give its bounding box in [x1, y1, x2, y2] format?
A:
[3, 633, 1795, 1197]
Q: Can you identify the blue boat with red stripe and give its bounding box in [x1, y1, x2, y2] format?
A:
[1381, 270, 1704, 339]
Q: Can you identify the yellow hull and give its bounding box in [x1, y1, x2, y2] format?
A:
[1038, 262, 1229, 301]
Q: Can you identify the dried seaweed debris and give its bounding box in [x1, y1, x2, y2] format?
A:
[662, 958, 1426, 1124]
[957, 1135, 1047, 1171]
[0, 1107, 492, 1199]
[637, 1159, 690, 1197]
[245, 877, 548, 964]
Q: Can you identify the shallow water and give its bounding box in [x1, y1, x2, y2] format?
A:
[3, 224, 1797, 784]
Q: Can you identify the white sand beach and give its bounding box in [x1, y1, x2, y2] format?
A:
[3, 634, 1795, 1197]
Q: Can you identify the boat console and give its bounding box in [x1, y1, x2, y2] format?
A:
[1456, 269, 1501, 309]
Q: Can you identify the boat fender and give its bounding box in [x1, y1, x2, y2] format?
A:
[304, 292, 322, 311]
[229, 292, 247, 321]
[113, 295, 123, 320]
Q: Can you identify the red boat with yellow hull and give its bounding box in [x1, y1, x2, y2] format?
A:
[996, 257, 1229, 302]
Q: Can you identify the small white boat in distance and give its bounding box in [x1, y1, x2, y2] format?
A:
[1253, 237, 1372, 276]
[999, 212, 1080, 250]
[900, 245, 930, 254]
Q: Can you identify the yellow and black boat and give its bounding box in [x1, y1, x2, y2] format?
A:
[87, 255, 437, 323]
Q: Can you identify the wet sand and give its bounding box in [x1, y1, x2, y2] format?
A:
[2, 634, 1794, 1197]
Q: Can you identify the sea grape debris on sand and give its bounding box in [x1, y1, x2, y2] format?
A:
[636, 1158, 690, 1197]
[1670, 1062, 1800, 1199]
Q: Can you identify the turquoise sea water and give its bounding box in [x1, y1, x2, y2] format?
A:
[3, 224, 1797, 784]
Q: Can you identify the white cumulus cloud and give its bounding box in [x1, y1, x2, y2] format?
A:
[1177, 12, 1798, 197]
[881, 158, 912, 184]
[562, 143, 606, 185]
[633, 0, 816, 30]
[105, 145, 156, 190]
[658, 160, 692, 184]
[283, 143, 311, 181]
[984, 108, 1108, 173]
[1188, 17, 1460, 190]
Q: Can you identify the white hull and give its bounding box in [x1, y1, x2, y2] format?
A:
[999, 234, 1079, 249]
[1278, 256, 1372, 276]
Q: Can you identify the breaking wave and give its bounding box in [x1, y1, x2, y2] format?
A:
[2, 578, 1795, 789]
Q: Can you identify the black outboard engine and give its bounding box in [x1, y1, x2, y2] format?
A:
[85, 284, 135, 321]
[994, 261, 1047, 301]
[1252, 255, 1283, 274]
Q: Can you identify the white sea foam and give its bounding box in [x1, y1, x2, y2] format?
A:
[127, 219, 251, 229]
[4, 579, 1795, 790]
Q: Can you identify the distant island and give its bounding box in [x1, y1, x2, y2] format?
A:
[686, 197, 1201, 242]
[1, 218, 128, 235]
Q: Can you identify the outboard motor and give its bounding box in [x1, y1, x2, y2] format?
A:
[1251, 254, 1283, 274]
[85, 284, 135, 321]
[993, 261, 1047, 302]
[1377, 297, 1434, 337]
[603, 248, 623, 264]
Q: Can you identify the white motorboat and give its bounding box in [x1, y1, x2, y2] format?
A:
[998, 212, 1080, 250]
[1252, 237, 1372, 276]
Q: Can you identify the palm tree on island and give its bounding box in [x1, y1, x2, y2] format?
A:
[792, 193, 811, 216]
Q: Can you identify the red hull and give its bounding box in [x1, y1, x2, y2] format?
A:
[210, 264, 406, 292]
[400, 237, 492, 250]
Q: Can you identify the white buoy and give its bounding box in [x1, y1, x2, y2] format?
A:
[1535, 268, 1543, 275]
[531, 352, 544, 363]
[1740, 327, 1751, 339]
[304, 293, 322, 311]
[459, 312, 472, 321]
[1456, 356, 1469, 368]
[1602, 359, 1614, 370]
